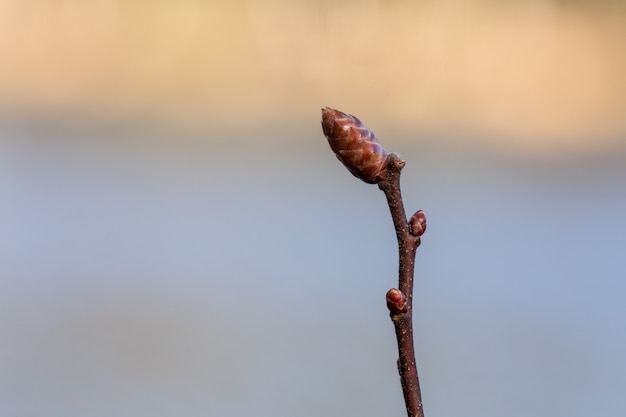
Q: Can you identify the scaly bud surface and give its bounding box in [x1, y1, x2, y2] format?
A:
[386, 288, 408, 316]
[321, 107, 388, 184]
[409, 210, 427, 237]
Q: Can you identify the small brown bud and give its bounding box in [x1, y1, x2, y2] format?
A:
[386, 288, 408, 316]
[409, 210, 427, 237]
[321, 107, 388, 184]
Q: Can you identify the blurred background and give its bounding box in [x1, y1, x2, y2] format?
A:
[1, 1, 625, 416]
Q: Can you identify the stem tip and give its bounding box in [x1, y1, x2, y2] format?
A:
[321, 107, 388, 184]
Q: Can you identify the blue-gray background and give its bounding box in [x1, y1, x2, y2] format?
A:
[1, 1, 625, 416]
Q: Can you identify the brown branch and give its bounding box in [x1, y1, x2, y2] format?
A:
[379, 154, 424, 417]
[321, 108, 426, 417]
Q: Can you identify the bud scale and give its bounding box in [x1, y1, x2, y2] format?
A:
[321, 107, 388, 184]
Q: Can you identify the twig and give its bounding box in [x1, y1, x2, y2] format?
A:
[379, 154, 425, 417]
[321, 108, 427, 417]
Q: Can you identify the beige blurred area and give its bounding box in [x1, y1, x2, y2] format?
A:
[1, 0, 625, 157]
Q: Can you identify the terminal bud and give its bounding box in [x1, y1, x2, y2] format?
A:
[321, 107, 388, 184]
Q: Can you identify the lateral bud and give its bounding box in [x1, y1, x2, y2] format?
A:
[386, 288, 408, 316]
[409, 210, 427, 237]
[321, 107, 388, 184]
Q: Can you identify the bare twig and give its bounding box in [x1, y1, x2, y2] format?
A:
[379, 154, 425, 417]
[321, 108, 427, 417]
